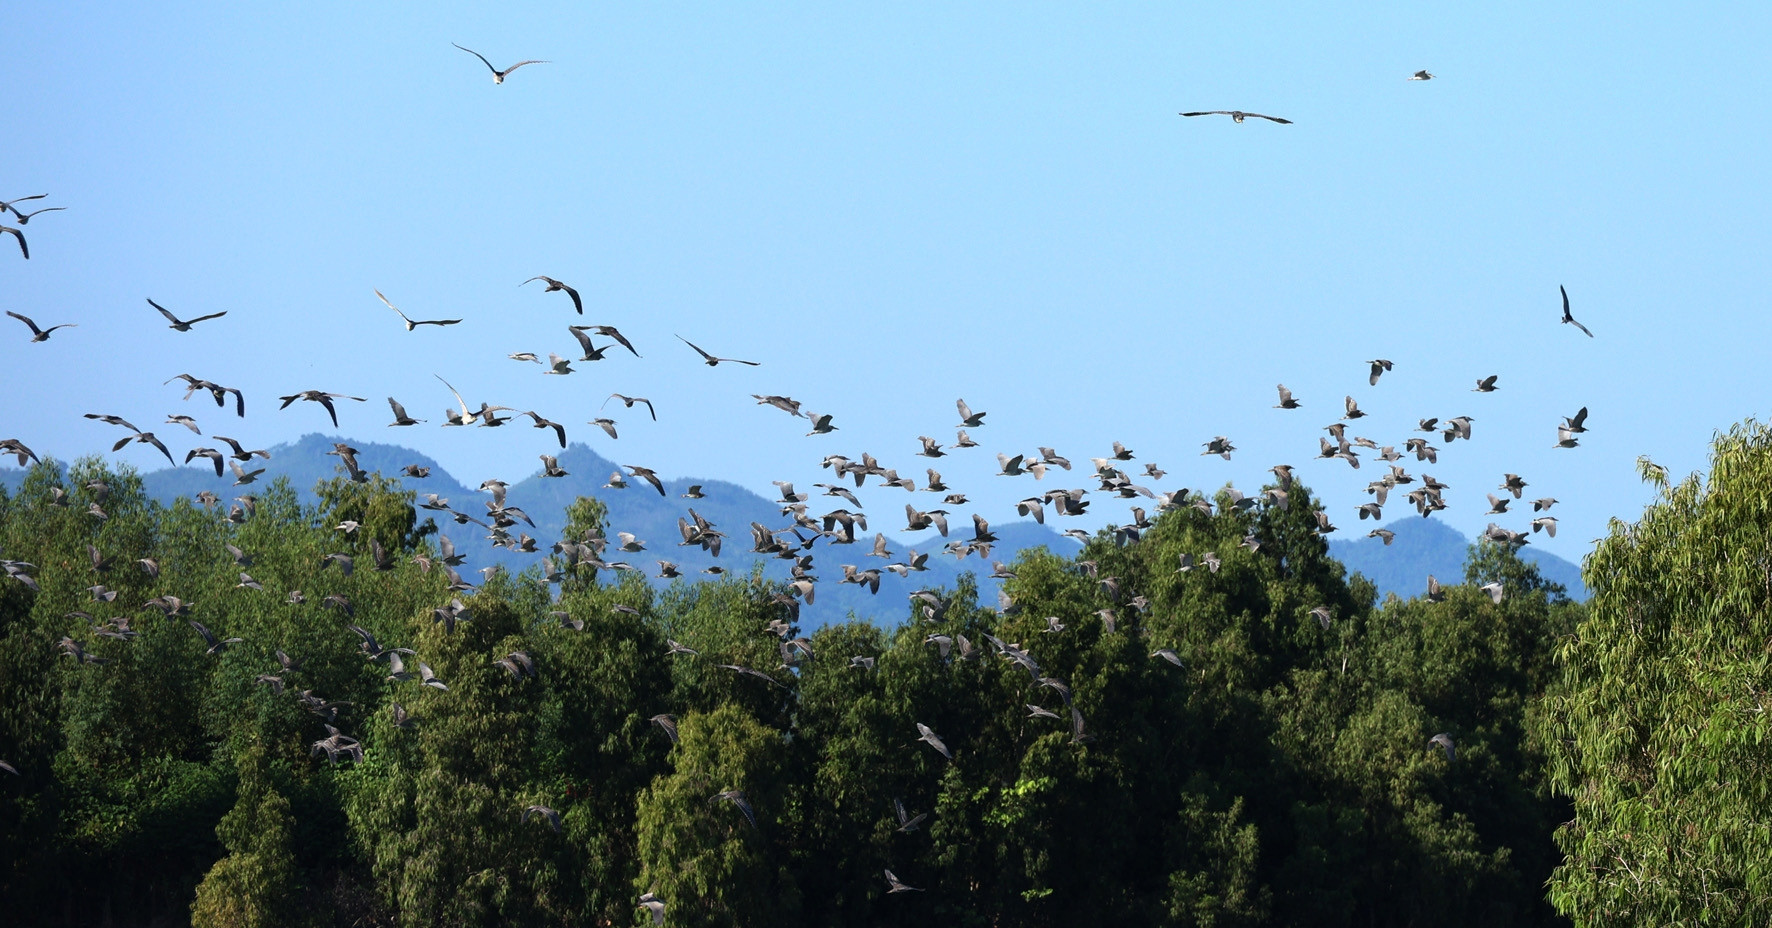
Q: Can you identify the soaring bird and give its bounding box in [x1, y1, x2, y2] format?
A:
[278, 390, 366, 428]
[149, 299, 226, 331]
[573, 324, 641, 357]
[884, 869, 924, 894]
[676, 334, 759, 366]
[452, 44, 548, 83]
[1559, 285, 1594, 337]
[375, 289, 460, 329]
[6, 311, 76, 342]
[1179, 110, 1293, 124]
[1409, 70, 1435, 80]
[522, 276, 582, 314]
[605, 393, 656, 421]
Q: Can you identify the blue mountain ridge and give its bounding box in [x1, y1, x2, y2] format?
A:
[1, 435, 1586, 626]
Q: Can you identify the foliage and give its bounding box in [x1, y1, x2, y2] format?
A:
[0, 459, 1585, 926]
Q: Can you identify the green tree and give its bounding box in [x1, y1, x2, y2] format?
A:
[191, 741, 311, 928]
[1540, 421, 1772, 924]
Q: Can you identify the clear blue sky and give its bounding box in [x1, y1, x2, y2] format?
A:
[7, 2, 1770, 568]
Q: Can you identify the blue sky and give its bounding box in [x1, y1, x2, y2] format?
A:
[6, 3, 1770, 568]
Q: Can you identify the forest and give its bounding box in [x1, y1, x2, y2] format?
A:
[2, 420, 1770, 927]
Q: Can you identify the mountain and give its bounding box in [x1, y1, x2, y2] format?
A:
[1329, 516, 1587, 600]
[2, 439, 1586, 624]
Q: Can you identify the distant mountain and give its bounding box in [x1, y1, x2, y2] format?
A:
[0, 434, 1065, 626]
[2, 439, 1586, 625]
[1329, 516, 1587, 600]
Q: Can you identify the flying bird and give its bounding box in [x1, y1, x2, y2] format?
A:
[1559, 285, 1593, 337]
[375, 289, 460, 330]
[676, 334, 759, 367]
[1179, 110, 1293, 124]
[278, 390, 367, 428]
[6, 311, 75, 342]
[884, 869, 924, 894]
[522, 276, 582, 314]
[915, 722, 951, 760]
[1429, 732, 1456, 762]
[605, 394, 656, 421]
[1409, 70, 1435, 80]
[452, 44, 548, 84]
[1367, 359, 1393, 385]
[149, 299, 226, 331]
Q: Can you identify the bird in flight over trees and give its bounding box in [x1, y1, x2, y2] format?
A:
[452, 44, 548, 84]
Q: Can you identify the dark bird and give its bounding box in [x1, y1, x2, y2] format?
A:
[573, 324, 641, 357]
[604, 393, 656, 421]
[1367, 359, 1393, 385]
[452, 43, 548, 83]
[523, 805, 562, 832]
[1180, 110, 1292, 124]
[189, 620, 242, 655]
[1559, 285, 1593, 337]
[375, 289, 460, 329]
[676, 334, 759, 366]
[1409, 70, 1435, 81]
[149, 298, 226, 331]
[387, 397, 425, 426]
[522, 276, 582, 314]
[278, 390, 367, 428]
[7, 311, 76, 342]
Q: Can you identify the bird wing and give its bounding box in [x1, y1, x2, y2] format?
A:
[6, 311, 41, 335]
[147, 298, 182, 325]
[1, 226, 28, 259]
[676, 334, 715, 361]
[562, 284, 582, 314]
[187, 311, 228, 324]
[1179, 111, 1231, 117]
[500, 59, 548, 76]
[373, 288, 412, 325]
[453, 43, 499, 74]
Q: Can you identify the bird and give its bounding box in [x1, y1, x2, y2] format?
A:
[278, 390, 367, 428]
[452, 44, 548, 84]
[375, 289, 460, 330]
[1180, 110, 1292, 124]
[1429, 732, 1456, 762]
[955, 398, 987, 428]
[521, 276, 582, 314]
[893, 798, 927, 832]
[711, 790, 758, 828]
[624, 464, 667, 496]
[1480, 581, 1505, 604]
[386, 397, 425, 426]
[605, 394, 656, 421]
[6, 311, 76, 342]
[1426, 575, 1446, 603]
[542, 353, 574, 375]
[1473, 375, 1499, 393]
[884, 869, 924, 894]
[10, 204, 64, 224]
[148, 299, 226, 331]
[1151, 648, 1184, 667]
[649, 714, 679, 744]
[1367, 359, 1393, 385]
[1560, 285, 1594, 337]
[1, 225, 27, 259]
[1562, 407, 1590, 434]
[573, 325, 641, 357]
[189, 620, 242, 656]
[112, 430, 175, 465]
[1409, 70, 1435, 80]
[0, 194, 49, 219]
[915, 722, 951, 760]
[589, 418, 619, 439]
[676, 334, 759, 366]
[523, 805, 562, 833]
[1274, 384, 1302, 409]
[638, 893, 667, 926]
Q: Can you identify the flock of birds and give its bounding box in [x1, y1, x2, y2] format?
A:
[1, 51, 1603, 921]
